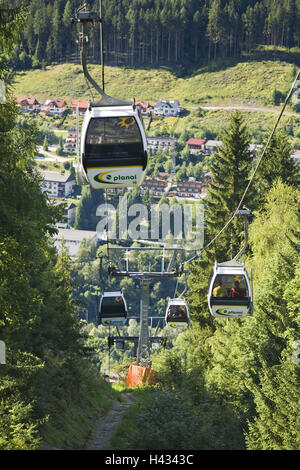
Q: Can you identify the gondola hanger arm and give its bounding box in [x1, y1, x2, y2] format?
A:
[72, 4, 132, 107]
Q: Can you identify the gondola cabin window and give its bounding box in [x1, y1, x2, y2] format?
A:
[101, 296, 127, 315]
[212, 274, 248, 299]
[167, 305, 188, 322]
[85, 116, 144, 164]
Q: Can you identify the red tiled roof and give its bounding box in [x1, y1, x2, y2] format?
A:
[54, 99, 67, 108]
[44, 99, 67, 108]
[17, 97, 38, 105]
[186, 138, 207, 146]
[136, 101, 152, 109]
[71, 99, 89, 109]
[27, 97, 38, 105]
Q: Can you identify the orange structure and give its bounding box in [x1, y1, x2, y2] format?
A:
[126, 364, 156, 387]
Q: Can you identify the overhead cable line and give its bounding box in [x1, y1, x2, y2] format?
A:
[183, 68, 300, 267]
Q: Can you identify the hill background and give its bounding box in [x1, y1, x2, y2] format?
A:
[13, 58, 300, 146]
[11, 0, 300, 71]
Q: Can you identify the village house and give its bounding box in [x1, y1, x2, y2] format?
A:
[292, 149, 300, 163]
[64, 128, 79, 153]
[16, 97, 40, 112]
[49, 199, 76, 228]
[204, 140, 222, 153]
[40, 99, 68, 116]
[147, 136, 177, 152]
[136, 100, 153, 115]
[40, 171, 76, 198]
[71, 99, 89, 116]
[105, 188, 121, 195]
[186, 138, 207, 154]
[153, 99, 181, 117]
[157, 172, 169, 180]
[248, 143, 264, 157]
[140, 178, 169, 198]
[176, 178, 205, 199]
[53, 228, 98, 257]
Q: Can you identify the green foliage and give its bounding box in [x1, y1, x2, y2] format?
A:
[2, 1, 300, 452]
[0, 11, 124, 450]
[74, 186, 105, 231]
[187, 111, 253, 329]
[109, 376, 244, 450]
[245, 357, 300, 450]
[42, 135, 48, 151]
[254, 131, 300, 198]
[0, 397, 42, 450]
[272, 89, 284, 106]
[205, 180, 300, 448]
[9, 1, 300, 69]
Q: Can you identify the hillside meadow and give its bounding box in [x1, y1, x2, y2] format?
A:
[13, 59, 300, 145]
[13, 59, 296, 107]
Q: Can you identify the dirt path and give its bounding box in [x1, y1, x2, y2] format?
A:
[86, 392, 137, 450]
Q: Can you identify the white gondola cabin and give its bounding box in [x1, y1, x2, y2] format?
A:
[165, 298, 190, 327]
[76, 98, 148, 189]
[98, 291, 128, 326]
[208, 260, 253, 318]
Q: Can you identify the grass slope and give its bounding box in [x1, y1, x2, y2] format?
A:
[13, 60, 295, 108]
[14, 59, 300, 146]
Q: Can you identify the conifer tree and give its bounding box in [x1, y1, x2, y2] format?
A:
[74, 186, 105, 230]
[0, 5, 107, 449]
[254, 130, 300, 198]
[206, 180, 300, 443]
[188, 111, 252, 327]
[7, 0, 300, 68]
[42, 135, 48, 151]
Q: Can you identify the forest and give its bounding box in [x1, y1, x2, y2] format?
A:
[8, 0, 300, 71]
[0, 0, 300, 452]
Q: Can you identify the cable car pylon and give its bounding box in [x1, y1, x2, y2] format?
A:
[106, 246, 186, 366]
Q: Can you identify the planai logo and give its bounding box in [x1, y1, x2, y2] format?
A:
[94, 171, 138, 184]
[113, 174, 137, 182]
[215, 308, 243, 316]
[216, 308, 229, 316]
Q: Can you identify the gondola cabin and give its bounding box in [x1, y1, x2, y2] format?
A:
[165, 298, 190, 327]
[98, 291, 127, 326]
[78, 102, 148, 189]
[208, 260, 253, 318]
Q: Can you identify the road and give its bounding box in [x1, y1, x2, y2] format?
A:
[36, 145, 74, 162]
[196, 104, 297, 116]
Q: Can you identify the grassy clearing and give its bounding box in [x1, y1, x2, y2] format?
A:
[150, 108, 300, 147]
[106, 385, 245, 451]
[13, 60, 296, 108]
[53, 129, 68, 138]
[14, 59, 300, 148]
[33, 160, 67, 172]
